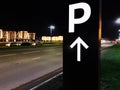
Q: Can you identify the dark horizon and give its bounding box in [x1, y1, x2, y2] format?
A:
[0, 1, 119, 40]
[102, 0, 120, 40]
[0, 1, 67, 37]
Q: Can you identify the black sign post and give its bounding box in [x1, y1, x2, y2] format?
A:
[64, 0, 99, 90]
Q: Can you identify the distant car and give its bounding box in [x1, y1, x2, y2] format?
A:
[5, 43, 11, 47]
[21, 42, 31, 46]
[11, 42, 21, 46]
[31, 42, 36, 46]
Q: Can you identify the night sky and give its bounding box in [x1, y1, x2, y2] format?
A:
[0, 1, 67, 38]
[103, 0, 120, 40]
[0, 1, 119, 40]
[32, 1, 67, 37]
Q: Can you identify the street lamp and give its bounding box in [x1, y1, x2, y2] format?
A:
[48, 25, 55, 43]
[118, 29, 120, 40]
[115, 18, 120, 41]
[115, 18, 120, 24]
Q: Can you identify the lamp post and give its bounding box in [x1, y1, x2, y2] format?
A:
[118, 29, 120, 41]
[115, 18, 120, 41]
[115, 18, 120, 24]
[48, 25, 55, 43]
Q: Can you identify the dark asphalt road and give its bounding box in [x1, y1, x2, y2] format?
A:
[0, 46, 62, 90]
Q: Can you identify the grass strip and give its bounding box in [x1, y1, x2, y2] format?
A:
[101, 44, 120, 90]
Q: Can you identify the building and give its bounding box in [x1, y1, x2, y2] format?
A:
[29, 33, 36, 40]
[17, 31, 29, 40]
[16, 31, 23, 40]
[2, 31, 9, 42]
[0, 29, 36, 42]
[22, 31, 29, 40]
[1, 31, 17, 42]
[0, 29, 3, 40]
[8, 31, 16, 42]
[42, 36, 63, 43]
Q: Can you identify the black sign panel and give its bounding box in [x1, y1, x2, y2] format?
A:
[64, 0, 99, 90]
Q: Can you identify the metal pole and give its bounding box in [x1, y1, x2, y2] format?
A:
[50, 28, 52, 43]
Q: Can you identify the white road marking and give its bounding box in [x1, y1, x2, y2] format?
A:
[30, 72, 63, 90]
[31, 57, 41, 60]
[22, 51, 41, 54]
[0, 54, 16, 57]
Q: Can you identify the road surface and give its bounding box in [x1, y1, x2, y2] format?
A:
[0, 46, 62, 90]
[101, 43, 114, 49]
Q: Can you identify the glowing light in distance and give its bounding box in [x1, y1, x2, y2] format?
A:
[49, 25, 55, 30]
[115, 18, 120, 24]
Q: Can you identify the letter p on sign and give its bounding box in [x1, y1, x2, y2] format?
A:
[69, 2, 91, 33]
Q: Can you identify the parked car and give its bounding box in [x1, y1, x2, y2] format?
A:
[5, 43, 11, 47]
[11, 42, 21, 46]
[21, 42, 31, 46]
[31, 42, 36, 46]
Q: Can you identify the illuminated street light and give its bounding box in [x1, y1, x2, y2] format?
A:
[118, 29, 120, 41]
[115, 18, 120, 41]
[118, 29, 120, 32]
[115, 18, 120, 24]
[48, 25, 55, 43]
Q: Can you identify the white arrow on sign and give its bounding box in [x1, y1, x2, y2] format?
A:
[70, 37, 89, 62]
